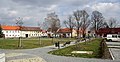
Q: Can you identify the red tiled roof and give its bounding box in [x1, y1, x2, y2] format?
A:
[1, 25, 20, 30]
[57, 28, 85, 33]
[41, 30, 47, 33]
[97, 28, 120, 34]
[1, 25, 42, 31]
[57, 28, 72, 33]
[21, 26, 42, 31]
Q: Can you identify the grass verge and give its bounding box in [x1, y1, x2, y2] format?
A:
[0, 38, 75, 49]
[48, 38, 102, 58]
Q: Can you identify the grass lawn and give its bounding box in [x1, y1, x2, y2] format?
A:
[48, 38, 102, 58]
[0, 38, 75, 49]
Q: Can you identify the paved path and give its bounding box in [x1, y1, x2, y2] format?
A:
[0, 40, 120, 62]
[106, 42, 120, 61]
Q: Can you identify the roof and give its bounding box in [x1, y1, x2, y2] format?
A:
[57, 28, 72, 33]
[1, 25, 42, 31]
[1, 25, 19, 30]
[97, 28, 120, 34]
[21, 26, 42, 31]
[57, 28, 85, 33]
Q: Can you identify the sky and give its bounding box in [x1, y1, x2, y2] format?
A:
[0, 0, 120, 27]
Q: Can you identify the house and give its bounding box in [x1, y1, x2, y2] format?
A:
[41, 30, 49, 37]
[1, 25, 20, 38]
[20, 26, 42, 38]
[57, 28, 77, 38]
[1, 25, 42, 38]
[97, 28, 120, 37]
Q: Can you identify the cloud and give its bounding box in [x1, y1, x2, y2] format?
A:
[0, 0, 119, 27]
[90, 2, 120, 20]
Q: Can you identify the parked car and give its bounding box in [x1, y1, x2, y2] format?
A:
[106, 34, 120, 42]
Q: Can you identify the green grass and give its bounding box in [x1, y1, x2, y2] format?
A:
[0, 38, 75, 49]
[48, 38, 102, 58]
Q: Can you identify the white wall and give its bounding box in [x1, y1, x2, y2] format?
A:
[2, 30, 20, 38]
[2, 30, 42, 38]
[21, 31, 42, 38]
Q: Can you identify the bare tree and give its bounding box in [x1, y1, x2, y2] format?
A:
[44, 12, 61, 37]
[91, 11, 105, 35]
[37, 22, 42, 46]
[64, 15, 75, 38]
[16, 17, 23, 48]
[80, 10, 90, 38]
[73, 10, 82, 38]
[107, 17, 118, 28]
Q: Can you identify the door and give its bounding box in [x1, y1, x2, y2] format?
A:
[25, 34, 28, 38]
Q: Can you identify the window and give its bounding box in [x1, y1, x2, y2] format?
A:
[112, 35, 117, 38]
[118, 35, 120, 38]
[15, 31, 17, 33]
[6, 31, 8, 33]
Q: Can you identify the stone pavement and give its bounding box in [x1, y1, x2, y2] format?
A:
[0, 40, 120, 62]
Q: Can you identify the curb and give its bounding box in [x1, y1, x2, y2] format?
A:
[109, 48, 115, 60]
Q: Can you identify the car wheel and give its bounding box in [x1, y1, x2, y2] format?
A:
[109, 39, 112, 42]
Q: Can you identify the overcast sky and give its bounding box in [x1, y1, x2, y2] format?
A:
[0, 0, 120, 27]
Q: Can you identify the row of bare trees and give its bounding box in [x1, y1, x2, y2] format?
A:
[43, 10, 118, 38]
[64, 10, 105, 38]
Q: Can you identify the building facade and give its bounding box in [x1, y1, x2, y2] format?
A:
[57, 28, 77, 38]
[97, 28, 120, 37]
[1, 25, 43, 38]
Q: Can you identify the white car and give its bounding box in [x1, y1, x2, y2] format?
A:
[106, 34, 120, 42]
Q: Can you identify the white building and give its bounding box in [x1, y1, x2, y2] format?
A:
[1, 25, 44, 38]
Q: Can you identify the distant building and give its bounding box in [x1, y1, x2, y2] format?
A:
[1, 25, 43, 38]
[97, 28, 120, 37]
[56, 28, 91, 38]
[57, 28, 77, 38]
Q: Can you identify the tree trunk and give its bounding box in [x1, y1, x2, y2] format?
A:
[18, 37, 22, 48]
[77, 28, 79, 38]
[52, 37, 54, 44]
[70, 28, 73, 38]
[39, 37, 41, 46]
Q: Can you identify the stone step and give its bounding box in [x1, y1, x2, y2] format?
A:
[106, 42, 120, 46]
